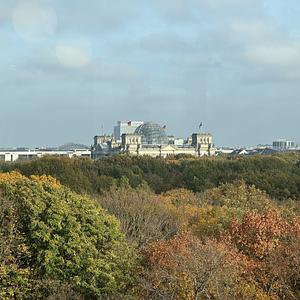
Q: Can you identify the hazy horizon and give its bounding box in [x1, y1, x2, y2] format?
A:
[1, 0, 299, 148]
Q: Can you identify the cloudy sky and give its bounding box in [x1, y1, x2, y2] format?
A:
[0, 0, 299, 147]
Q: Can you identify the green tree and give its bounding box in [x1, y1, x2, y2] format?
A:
[0, 172, 138, 299]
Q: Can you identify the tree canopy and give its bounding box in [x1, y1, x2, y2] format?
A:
[2, 153, 300, 200]
[1, 154, 300, 299]
[0, 172, 137, 299]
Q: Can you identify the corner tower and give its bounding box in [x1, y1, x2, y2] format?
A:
[192, 133, 215, 156]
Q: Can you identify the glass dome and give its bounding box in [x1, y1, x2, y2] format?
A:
[134, 122, 168, 145]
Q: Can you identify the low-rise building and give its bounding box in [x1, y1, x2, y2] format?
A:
[0, 148, 91, 162]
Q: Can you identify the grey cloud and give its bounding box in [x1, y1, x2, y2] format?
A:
[149, 0, 264, 23]
[222, 18, 285, 45]
[55, 0, 139, 33]
[242, 42, 300, 67]
[181, 14, 300, 84]
[0, 2, 16, 24]
[4, 56, 143, 86]
[140, 33, 193, 53]
[1, 0, 300, 147]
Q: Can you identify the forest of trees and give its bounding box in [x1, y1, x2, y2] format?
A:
[1, 154, 300, 299]
[1, 153, 300, 199]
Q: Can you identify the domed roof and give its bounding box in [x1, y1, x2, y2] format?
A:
[134, 122, 168, 145]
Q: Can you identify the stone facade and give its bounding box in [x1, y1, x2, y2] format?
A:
[120, 132, 215, 158]
[92, 128, 216, 159]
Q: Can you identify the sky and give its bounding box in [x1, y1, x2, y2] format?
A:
[0, 0, 299, 148]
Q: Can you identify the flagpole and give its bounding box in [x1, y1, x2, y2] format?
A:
[199, 122, 203, 133]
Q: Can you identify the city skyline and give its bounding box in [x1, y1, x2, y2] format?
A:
[0, 118, 297, 150]
[1, 0, 300, 147]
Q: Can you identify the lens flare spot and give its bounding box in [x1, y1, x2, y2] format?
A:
[12, 1, 57, 42]
[56, 40, 91, 68]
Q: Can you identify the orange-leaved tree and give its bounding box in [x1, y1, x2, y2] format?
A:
[225, 209, 300, 299]
[141, 232, 261, 300]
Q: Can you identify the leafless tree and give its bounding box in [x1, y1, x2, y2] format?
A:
[97, 187, 181, 248]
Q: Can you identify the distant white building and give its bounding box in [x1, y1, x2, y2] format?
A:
[273, 139, 297, 150]
[0, 149, 91, 162]
[216, 148, 235, 155]
[113, 121, 144, 141]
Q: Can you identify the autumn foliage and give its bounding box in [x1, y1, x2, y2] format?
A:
[139, 182, 300, 300]
[1, 155, 300, 299]
[0, 172, 138, 299]
[225, 210, 300, 299]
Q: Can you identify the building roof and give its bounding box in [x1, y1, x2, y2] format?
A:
[134, 122, 168, 145]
